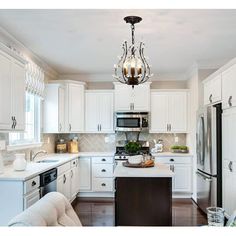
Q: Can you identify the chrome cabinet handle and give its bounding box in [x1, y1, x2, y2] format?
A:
[169, 124, 171, 131]
[228, 161, 233, 172]
[228, 96, 233, 107]
[101, 169, 106, 172]
[14, 117, 17, 129]
[69, 124, 72, 131]
[167, 124, 169, 132]
[97, 124, 99, 131]
[100, 124, 102, 131]
[59, 123, 62, 131]
[209, 94, 213, 103]
[101, 183, 106, 186]
[11, 116, 14, 129]
[63, 174, 66, 183]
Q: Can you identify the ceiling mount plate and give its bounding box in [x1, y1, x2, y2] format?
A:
[124, 16, 142, 25]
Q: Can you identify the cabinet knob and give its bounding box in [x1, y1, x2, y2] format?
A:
[101, 158, 106, 162]
[228, 161, 233, 172]
[101, 169, 106, 172]
[31, 181, 36, 186]
[209, 94, 213, 103]
[228, 96, 233, 107]
[170, 158, 174, 162]
[101, 183, 106, 187]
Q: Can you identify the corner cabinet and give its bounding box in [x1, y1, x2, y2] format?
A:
[43, 80, 85, 133]
[0, 47, 26, 131]
[150, 90, 189, 133]
[85, 90, 114, 133]
[114, 82, 151, 111]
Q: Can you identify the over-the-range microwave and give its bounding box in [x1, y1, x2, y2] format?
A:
[115, 112, 149, 132]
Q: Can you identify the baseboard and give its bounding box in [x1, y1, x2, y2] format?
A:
[172, 193, 192, 198]
[77, 192, 115, 198]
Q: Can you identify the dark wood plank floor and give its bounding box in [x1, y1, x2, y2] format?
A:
[73, 197, 207, 227]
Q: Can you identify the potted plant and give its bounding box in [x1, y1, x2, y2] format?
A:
[171, 145, 189, 153]
[124, 141, 141, 155]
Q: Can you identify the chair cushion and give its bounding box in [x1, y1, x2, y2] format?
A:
[8, 192, 82, 227]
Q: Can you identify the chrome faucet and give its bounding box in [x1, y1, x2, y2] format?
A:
[30, 150, 47, 162]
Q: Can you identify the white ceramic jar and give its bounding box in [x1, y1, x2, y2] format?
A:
[13, 153, 27, 171]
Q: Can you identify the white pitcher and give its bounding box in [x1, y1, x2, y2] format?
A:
[13, 153, 27, 171]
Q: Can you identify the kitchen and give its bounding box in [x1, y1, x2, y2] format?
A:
[0, 8, 236, 228]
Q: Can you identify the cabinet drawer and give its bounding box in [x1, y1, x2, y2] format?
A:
[92, 156, 114, 164]
[24, 189, 40, 210]
[92, 178, 114, 192]
[92, 164, 113, 177]
[24, 176, 40, 194]
[57, 162, 71, 176]
[155, 156, 192, 164]
[71, 158, 79, 168]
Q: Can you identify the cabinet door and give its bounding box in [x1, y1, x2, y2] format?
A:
[222, 64, 236, 109]
[150, 92, 169, 132]
[57, 174, 64, 195]
[99, 92, 114, 132]
[11, 60, 25, 131]
[173, 164, 192, 192]
[211, 74, 222, 103]
[85, 92, 100, 132]
[68, 83, 84, 132]
[114, 84, 131, 111]
[168, 92, 188, 132]
[0, 51, 12, 130]
[78, 157, 91, 191]
[133, 84, 150, 111]
[58, 86, 65, 132]
[70, 165, 79, 199]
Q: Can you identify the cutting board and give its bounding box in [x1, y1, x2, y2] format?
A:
[122, 161, 155, 168]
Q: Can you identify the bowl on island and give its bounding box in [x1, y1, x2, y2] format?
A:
[128, 155, 143, 165]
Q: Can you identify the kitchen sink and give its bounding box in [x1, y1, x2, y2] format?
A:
[36, 160, 59, 163]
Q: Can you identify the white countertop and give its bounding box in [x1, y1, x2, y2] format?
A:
[0, 152, 115, 181]
[113, 163, 174, 178]
[151, 152, 193, 157]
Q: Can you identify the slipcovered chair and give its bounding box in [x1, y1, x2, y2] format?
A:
[8, 192, 82, 226]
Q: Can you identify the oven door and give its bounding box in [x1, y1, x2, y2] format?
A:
[115, 115, 141, 131]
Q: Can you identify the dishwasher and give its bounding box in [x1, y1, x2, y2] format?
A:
[40, 168, 57, 198]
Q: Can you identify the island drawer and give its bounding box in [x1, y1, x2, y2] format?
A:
[155, 156, 191, 164]
[92, 178, 114, 192]
[92, 156, 113, 164]
[24, 176, 40, 194]
[92, 164, 114, 177]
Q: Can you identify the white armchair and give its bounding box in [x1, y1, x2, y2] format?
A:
[8, 192, 82, 226]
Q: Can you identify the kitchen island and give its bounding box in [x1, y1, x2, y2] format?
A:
[114, 163, 174, 226]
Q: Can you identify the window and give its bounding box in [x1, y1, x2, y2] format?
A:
[9, 92, 41, 146]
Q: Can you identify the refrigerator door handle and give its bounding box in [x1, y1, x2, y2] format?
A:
[196, 171, 212, 181]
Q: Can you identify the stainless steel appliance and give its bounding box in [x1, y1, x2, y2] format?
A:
[196, 104, 222, 213]
[115, 112, 149, 132]
[40, 168, 57, 197]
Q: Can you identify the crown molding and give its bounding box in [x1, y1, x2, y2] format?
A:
[0, 25, 59, 80]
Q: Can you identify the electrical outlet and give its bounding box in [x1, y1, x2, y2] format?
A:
[0, 140, 6, 150]
[174, 136, 179, 143]
[104, 136, 110, 143]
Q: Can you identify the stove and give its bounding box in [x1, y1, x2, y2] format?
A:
[114, 146, 150, 161]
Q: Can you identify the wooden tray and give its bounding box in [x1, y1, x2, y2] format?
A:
[122, 161, 155, 168]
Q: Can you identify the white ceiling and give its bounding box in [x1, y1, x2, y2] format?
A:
[0, 9, 236, 80]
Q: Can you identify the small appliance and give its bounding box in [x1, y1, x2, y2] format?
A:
[115, 112, 149, 132]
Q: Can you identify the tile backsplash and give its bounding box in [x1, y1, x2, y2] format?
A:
[58, 132, 186, 152]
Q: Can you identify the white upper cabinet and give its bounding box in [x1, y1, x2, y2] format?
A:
[85, 91, 114, 133]
[43, 84, 65, 133]
[203, 74, 222, 105]
[222, 63, 236, 109]
[67, 83, 84, 132]
[114, 82, 151, 111]
[150, 91, 188, 133]
[0, 48, 26, 131]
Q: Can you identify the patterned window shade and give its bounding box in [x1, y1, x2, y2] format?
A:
[25, 61, 45, 98]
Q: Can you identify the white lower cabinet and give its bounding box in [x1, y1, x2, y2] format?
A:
[78, 156, 114, 196]
[0, 175, 40, 226]
[155, 155, 192, 196]
[57, 158, 79, 201]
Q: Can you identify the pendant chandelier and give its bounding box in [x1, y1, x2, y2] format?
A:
[113, 16, 153, 87]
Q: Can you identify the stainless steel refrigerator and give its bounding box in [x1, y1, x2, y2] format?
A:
[196, 104, 222, 214]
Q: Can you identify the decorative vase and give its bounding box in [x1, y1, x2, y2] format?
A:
[13, 153, 27, 171]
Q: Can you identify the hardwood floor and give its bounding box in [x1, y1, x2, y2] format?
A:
[73, 197, 207, 226]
